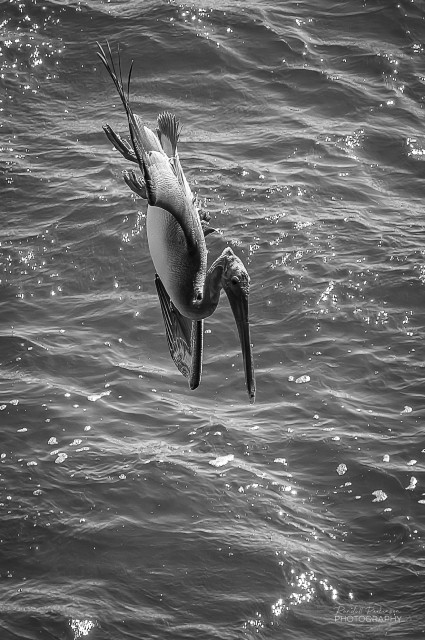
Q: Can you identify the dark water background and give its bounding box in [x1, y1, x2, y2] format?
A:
[2, 0, 425, 638]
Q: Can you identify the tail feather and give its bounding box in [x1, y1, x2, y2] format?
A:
[157, 112, 193, 201]
[157, 112, 181, 157]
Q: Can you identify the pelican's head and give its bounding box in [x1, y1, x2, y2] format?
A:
[221, 248, 256, 403]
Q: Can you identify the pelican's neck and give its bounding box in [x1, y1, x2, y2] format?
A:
[192, 251, 228, 319]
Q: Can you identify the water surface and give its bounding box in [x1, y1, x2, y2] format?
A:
[1, 0, 425, 638]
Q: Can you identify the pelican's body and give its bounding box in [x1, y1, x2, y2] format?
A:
[97, 43, 255, 401]
[147, 206, 188, 307]
[147, 205, 205, 318]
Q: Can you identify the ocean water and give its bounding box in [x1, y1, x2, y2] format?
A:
[1, 0, 425, 637]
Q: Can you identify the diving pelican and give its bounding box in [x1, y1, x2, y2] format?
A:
[97, 43, 255, 402]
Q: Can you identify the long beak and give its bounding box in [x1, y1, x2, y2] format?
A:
[226, 291, 256, 403]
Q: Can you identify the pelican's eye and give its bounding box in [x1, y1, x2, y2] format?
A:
[231, 276, 240, 286]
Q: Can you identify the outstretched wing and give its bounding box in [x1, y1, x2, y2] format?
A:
[155, 275, 203, 390]
[97, 42, 200, 251]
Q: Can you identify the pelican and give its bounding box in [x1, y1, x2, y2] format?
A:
[97, 43, 255, 402]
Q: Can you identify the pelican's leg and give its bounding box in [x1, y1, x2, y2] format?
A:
[197, 202, 215, 236]
[201, 220, 216, 237]
[123, 170, 147, 199]
[197, 203, 211, 223]
[103, 124, 138, 163]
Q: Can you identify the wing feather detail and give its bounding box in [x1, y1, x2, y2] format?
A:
[155, 275, 203, 390]
[97, 42, 200, 251]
